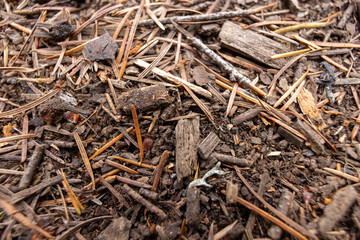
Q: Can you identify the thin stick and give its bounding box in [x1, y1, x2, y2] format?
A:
[152, 150, 168, 191]
[234, 167, 317, 240]
[131, 105, 144, 164]
[98, 175, 130, 208]
[0, 169, 24, 175]
[89, 127, 133, 160]
[323, 167, 360, 182]
[20, 115, 28, 163]
[123, 184, 167, 219]
[116, 176, 153, 189]
[0, 134, 36, 144]
[138, 3, 277, 27]
[73, 133, 95, 190]
[220, 190, 307, 240]
[105, 159, 139, 175]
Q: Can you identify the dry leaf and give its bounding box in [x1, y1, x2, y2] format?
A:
[297, 88, 326, 130]
[3, 123, 13, 137]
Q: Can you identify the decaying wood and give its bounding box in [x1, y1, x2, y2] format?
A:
[267, 189, 293, 240]
[198, 132, 220, 159]
[17, 144, 45, 190]
[294, 119, 325, 154]
[175, 117, 200, 182]
[186, 187, 201, 226]
[225, 181, 238, 204]
[219, 21, 289, 69]
[211, 152, 249, 167]
[232, 107, 262, 125]
[98, 217, 132, 240]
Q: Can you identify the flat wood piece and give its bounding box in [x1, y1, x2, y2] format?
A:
[294, 119, 325, 154]
[198, 132, 220, 159]
[98, 217, 131, 240]
[176, 117, 200, 182]
[117, 85, 173, 113]
[219, 21, 289, 69]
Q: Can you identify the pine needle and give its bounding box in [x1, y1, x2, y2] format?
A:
[131, 105, 144, 164]
[60, 170, 84, 215]
[74, 133, 95, 190]
[105, 159, 139, 175]
[0, 198, 54, 239]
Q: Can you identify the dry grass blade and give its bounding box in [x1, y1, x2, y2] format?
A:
[134, 59, 212, 99]
[273, 68, 309, 108]
[73, 133, 95, 190]
[105, 159, 139, 175]
[0, 88, 60, 118]
[138, 30, 176, 80]
[131, 105, 144, 164]
[60, 170, 84, 215]
[89, 126, 133, 160]
[293, 35, 348, 71]
[109, 156, 172, 173]
[271, 49, 311, 59]
[0, 67, 41, 72]
[0, 198, 54, 239]
[225, 83, 238, 117]
[0, 134, 36, 144]
[274, 21, 334, 34]
[215, 80, 260, 106]
[118, 0, 145, 79]
[0, 169, 24, 175]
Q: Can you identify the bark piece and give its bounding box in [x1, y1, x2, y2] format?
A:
[84, 33, 118, 61]
[232, 107, 261, 125]
[176, 117, 200, 182]
[277, 126, 304, 148]
[17, 144, 45, 190]
[318, 186, 358, 238]
[192, 65, 210, 86]
[186, 187, 201, 226]
[198, 132, 220, 159]
[226, 181, 238, 204]
[268, 189, 293, 239]
[98, 217, 131, 240]
[219, 21, 289, 69]
[48, 20, 74, 41]
[294, 119, 325, 154]
[334, 78, 360, 85]
[117, 85, 173, 114]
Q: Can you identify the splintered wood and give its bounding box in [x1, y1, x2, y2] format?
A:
[176, 117, 200, 182]
[219, 21, 290, 69]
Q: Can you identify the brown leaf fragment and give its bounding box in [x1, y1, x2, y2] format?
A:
[297, 88, 326, 130]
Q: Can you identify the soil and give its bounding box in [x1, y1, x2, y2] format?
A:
[0, 0, 360, 239]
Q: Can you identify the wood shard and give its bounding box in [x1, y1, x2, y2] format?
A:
[219, 21, 289, 69]
[176, 117, 200, 182]
[98, 217, 131, 240]
[294, 119, 325, 154]
[186, 187, 201, 226]
[198, 132, 220, 159]
[117, 85, 173, 113]
[232, 107, 262, 125]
